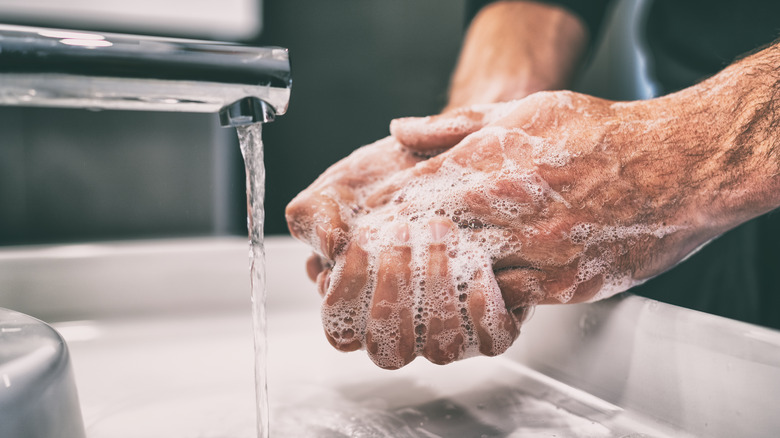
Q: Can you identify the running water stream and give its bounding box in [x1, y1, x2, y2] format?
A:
[237, 123, 269, 438]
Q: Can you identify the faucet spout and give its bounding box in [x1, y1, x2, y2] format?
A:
[220, 97, 276, 127]
[0, 24, 291, 120]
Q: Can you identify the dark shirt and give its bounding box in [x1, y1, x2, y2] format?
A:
[466, 0, 780, 329]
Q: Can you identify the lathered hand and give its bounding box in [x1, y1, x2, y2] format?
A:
[290, 92, 711, 368]
[288, 43, 780, 369]
[286, 137, 425, 296]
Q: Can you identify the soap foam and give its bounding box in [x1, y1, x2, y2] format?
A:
[310, 121, 683, 367]
[320, 152, 541, 366]
[563, 222, 683, 303]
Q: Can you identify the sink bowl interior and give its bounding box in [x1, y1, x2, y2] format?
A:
[2, 237, 779, 437]
[59, 312, 662, 438]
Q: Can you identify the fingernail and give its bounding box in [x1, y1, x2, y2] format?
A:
[429, 219, 451, 242]
[316, 223, 330, 256]
[392, 222, 410, 243]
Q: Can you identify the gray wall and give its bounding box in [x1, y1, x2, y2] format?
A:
[0, 108, 242, 245]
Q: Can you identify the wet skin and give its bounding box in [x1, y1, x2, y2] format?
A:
[287, 41, 780, 369]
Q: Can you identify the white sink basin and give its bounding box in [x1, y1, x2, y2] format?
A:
[1, 237, 779, 437]
[58, 312, 638, 438]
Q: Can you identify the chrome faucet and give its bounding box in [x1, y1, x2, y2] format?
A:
[0, 24, 291, 126]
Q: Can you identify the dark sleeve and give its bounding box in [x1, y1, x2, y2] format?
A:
[465, 0, 612, 39]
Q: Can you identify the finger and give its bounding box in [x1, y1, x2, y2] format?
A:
[390, 101, 522, 153]
[494, 268, 543, 324]
[494, 268, 545, 313]
[306, 253, 326, 282]
[285, 187, 350, 260]
[495, 260, 604, 307]
[363, 147, 456, 211]
[495, 257, 573, 307]
[467, 263, 520, 357]
[286, 137, 422, 259]
[365, 226, 416, 369]
[420, 219, 466, 365]
[321, 241, 371, 352]
[315, 268, 331, 297]
[364, 180, 405, 210]
[457, 189, 534, 231]
[529, 257, 601, 305]
[390, 108, 487, 153]
[566, 274, 604, 304]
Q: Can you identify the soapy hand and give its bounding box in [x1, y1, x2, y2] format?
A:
[288, 90, 726, 369]
[286, 136, 424, 285]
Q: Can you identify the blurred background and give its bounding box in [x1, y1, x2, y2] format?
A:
[0, 0, 648, 245]
[0, 0, 466, 244]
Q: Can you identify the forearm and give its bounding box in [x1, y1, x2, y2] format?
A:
[616, 42, 780, 237]
[447, 1, 588, 110]
[682, 42, 780, 229]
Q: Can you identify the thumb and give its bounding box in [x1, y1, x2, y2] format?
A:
[390, 108, 486, 153]
[390, 101, 523, 153]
